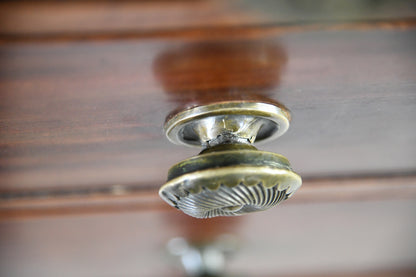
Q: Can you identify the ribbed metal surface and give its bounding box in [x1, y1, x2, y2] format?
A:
[175, 183, 288, 218]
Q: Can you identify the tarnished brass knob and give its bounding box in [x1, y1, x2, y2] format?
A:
[160, 102, 301, 218]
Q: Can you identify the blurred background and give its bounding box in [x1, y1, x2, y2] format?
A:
[0, 0, 415, 276]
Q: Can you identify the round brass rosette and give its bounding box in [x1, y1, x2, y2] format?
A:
[160, 101, 301, 219]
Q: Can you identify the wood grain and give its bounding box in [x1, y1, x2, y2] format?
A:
[1, 199, 415, 277]
[1, 0, 415, 38]
[0, 28, 415, 191]
[0, 2, 415, 277]
[1, 175, 415, 219]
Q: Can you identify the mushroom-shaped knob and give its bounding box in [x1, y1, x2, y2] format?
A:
[160, 102, 301, 218]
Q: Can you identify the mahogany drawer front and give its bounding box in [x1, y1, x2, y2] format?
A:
[1, 28, 415, 192]
[0, 1, 415, 276]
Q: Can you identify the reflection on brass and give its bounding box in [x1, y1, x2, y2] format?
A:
[160, 101, 301, 218]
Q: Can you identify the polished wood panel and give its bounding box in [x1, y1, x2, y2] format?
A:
[1, 200, 415, 277]
[0, 2, 415, 277]
[1, 28, 415, 191]
[1, 0, 415, 38]
[1, 175, 415, 219]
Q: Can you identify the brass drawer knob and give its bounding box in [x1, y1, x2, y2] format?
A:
[160, 101, 301, 218]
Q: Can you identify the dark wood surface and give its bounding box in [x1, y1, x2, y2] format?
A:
[1, 27, 415, 191]
[1, 175, 415, 219]
[1, 0, 415, 37]
[1, 199, 415, 277]
[0, 1, 415, 277]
